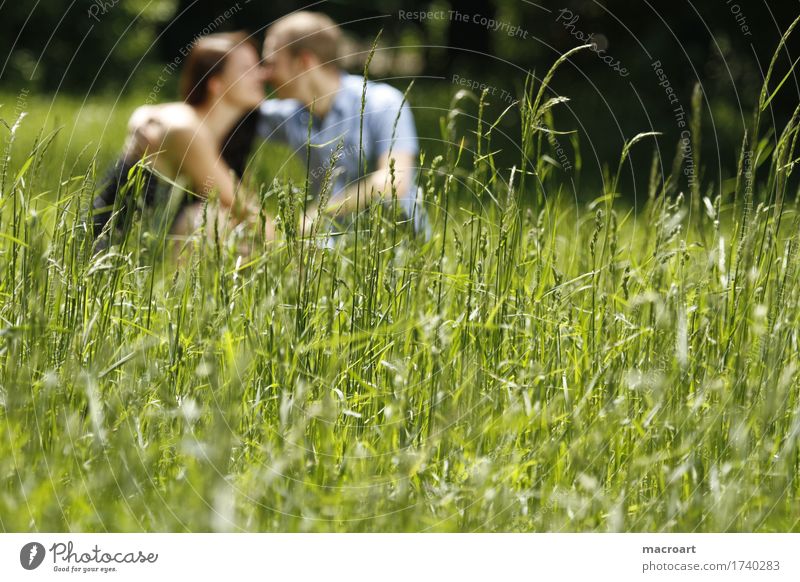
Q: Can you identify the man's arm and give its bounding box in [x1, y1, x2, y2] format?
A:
[300, 150, 416, 236]
[304, 86, 419, 232]
[327, 150, 416, 215]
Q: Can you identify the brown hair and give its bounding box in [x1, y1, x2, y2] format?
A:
[266, 12, 341, 67]
[181, 31, 254, 106]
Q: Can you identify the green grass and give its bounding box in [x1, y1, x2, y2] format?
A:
[2, 40, 800, 532]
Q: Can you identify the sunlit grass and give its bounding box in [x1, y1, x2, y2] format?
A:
[1, 38, 800, 533]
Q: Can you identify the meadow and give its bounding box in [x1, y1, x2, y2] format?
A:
[1, 42, 800, 532]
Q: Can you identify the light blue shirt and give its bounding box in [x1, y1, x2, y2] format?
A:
[256, 73, 424, 231]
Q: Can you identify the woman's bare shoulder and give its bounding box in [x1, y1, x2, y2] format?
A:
[128, 102, 202, 134]
[123, 103, 211, 170]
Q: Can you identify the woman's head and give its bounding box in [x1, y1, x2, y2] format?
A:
[181, 32, 265, 110]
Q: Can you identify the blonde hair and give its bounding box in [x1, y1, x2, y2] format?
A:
[266, 11, 341, 67]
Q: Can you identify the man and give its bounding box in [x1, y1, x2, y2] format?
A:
[249, 11, 425, 236]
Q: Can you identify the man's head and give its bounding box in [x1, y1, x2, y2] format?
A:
[262, 11, 341, 100]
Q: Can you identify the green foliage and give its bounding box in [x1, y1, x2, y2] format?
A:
[1, 0, 176, 92]
[2, 42, 800, 533]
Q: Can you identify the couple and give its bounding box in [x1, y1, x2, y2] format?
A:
[92, 11, 422, 250]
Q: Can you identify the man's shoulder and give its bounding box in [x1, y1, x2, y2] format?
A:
[259, 98, 302, 120]
[340, 74, 407, 110]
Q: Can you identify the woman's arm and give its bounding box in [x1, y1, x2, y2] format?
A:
[164, 124, 253, 222]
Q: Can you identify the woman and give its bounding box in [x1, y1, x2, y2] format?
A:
[92, 31, 272, 249]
